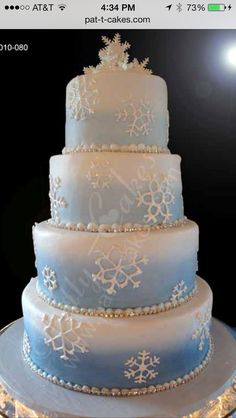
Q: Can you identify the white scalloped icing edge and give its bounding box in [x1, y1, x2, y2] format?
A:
[62, 144, 170, 154]
[36, 284, 197, 318]
[22, 339, 213, 397]
[47, 217, 187, 233]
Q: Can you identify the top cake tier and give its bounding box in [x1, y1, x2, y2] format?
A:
[65, 34, 169, 151]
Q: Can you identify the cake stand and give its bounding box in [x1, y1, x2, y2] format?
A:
[0, 318, 235, 418]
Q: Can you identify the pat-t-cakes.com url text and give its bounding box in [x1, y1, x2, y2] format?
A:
[85, 16, 151, 25]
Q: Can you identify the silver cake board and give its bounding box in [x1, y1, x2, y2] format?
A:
[0, 318, 235, 418]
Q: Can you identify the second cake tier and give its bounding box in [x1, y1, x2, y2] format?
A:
[49, 152, 184, 228]
[34, 219, 198, 314]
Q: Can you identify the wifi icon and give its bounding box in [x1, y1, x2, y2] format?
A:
[58, 4, 66, 11]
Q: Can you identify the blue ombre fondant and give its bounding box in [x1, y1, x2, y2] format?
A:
[51, 183, 183, 226]
[22, 278, 212, 390]
[36, 254, 197, 310]
[22, 35, 214, 396]
[34, 221, 199, 310]
[24, 320, 209, 389]
[65, 70, 169, 150]
[66, 110, 169, 150]
[49, 153, 184, 227]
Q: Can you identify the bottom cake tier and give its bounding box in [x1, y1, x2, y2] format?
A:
[22, 277, 213, 396]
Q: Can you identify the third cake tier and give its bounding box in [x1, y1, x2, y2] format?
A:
[34, 220, 198, 313]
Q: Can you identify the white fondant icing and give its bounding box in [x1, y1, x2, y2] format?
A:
[23, 277, 212, 354]
[192, 306, 212, 351]
[49, 153, 183, 226]
[37, 283, 197, 318]
[22, 339, 213, 396]
[34, 220, 198, 310]
[66, 73, 168, 149]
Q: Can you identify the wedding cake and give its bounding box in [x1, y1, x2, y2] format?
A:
[22, 34, 213, 396]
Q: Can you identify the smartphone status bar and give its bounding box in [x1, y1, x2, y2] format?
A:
[0, 0, 235, 29]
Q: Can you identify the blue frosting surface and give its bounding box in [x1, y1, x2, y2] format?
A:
[22, 278, 212, 391]
[66, 110, 169, 149]
[34, 221, 199, 310]
[36, 253, 197, 309]
[23, 318, 209, 389]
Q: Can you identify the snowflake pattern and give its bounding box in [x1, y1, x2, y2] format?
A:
[192, 306, 211, 351]
[86, 157, 114, 189]
[23, 331, 31, 355]
[115, 98, 155, 137]
[49, 176, 68, 224]
[42, 266, 58, 291]
[136, 171, 177, 224]
[124, 350, 160, 384]
[84, 33, 152, 75]
[92, 245, 149, 295]
[43, 313, 89, 361]
[66, 75, 99, 120]
[170, 280, 188, 304]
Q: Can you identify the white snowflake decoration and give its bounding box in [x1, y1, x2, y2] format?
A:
[192, 306, 211, 351]
[136, 171, 177, 224]
[124, 350, 160, 384]
[23, 331, 31, 355]
[86, 157, 114, 189]
[42, 266, 58, 291]
[66, 75, 99, 120]
[115, 98, 155, 137]
[92, 245, 149, 295]
[84, 33, 152, 75]
[43, 313, 89, 361]
[170, 280, 188, 304]
[49, 176, 68, 224]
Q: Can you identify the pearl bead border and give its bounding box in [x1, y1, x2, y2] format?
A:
[47, 217, 187, 233]
[37, 284, 197, 318]
[62, 144, 170, 154]
[22, 339, 213, 397]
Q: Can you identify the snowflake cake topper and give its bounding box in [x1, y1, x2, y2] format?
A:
[83, 33, 152, 75]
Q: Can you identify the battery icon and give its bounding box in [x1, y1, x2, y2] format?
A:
[208, 4, 226, 11]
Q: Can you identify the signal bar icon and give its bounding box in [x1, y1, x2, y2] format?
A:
[58, 4, 66, 11]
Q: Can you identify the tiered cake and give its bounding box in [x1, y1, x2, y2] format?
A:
[22, 34, 213, 396]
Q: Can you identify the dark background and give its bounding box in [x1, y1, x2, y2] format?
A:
[0, 30, 235, 330]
